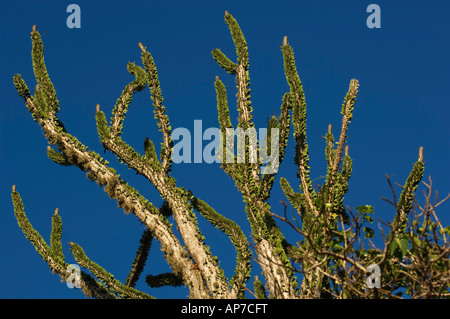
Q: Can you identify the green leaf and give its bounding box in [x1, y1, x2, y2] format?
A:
[12, 189, 51, 261]
[50, 208, 65, 263]
[412, 236, 422, 249]
[356, 205, 374, 214]
[13, 74, 31, 99]
[388, 240, 399, 257]
[145, 272, 183, 288]
[398, 238, 408, 257]
[439, 226, 450, 236]
[224, 11, 249, 67]
[389, 238, 408, 258]
[212, 49, 237, 74]
[363, 214, 374, 223]
[95, 109, 111, 142]
[363, 226, 375, 239]
[47, 147, 72, 166]
[253, 276, 267, 299]
[314, 197, 323, 207]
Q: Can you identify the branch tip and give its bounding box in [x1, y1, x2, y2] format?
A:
[418, 146, 424, 162]
[215, 75, 219, 82]
[32, 25, 36, 32]
[12, 185, 16, 193]
[327, 123, 332, 134]
[283, 35, 288, 46]
[345, 144, 349, 157]
[350, 78, 359, 92]
[96, 104, 101, 112]
[138, 42, 146, 52]
[54, 208, 59, 216]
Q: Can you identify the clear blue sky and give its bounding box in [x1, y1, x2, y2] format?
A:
[1, 0, 449, 298]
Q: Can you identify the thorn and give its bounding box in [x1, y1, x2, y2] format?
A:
[418, 146, 424, 162]
[54, 208, 59, 216]
[96, 104, 101, 112]
[12, 185, 16, 193]
[283, 35, 288, 46]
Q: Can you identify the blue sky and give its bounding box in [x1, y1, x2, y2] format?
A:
[1, 0, 449, 298]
